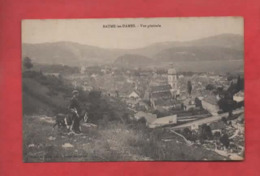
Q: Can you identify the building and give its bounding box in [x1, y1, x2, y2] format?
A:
[151, 98, 176, 111]
[168, 68, 178, 90]
[149, 84, 174, 110]
[134, 111, 157, 124]
[80, 66, 86, 74]
[128, 91, 140, 99]
[150, 84, 172, 94]
[233, 91, 244, 103]
[149, 115, 177, 128]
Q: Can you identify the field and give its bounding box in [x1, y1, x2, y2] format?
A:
[23, 115, 226, 162]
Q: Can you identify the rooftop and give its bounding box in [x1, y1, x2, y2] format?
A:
[151, 91, 172, 99]
[203, 95, 218, 105]
[149, 114, 177, 128]
[154, 98, 175, 107]
[150, 84, 171, 92]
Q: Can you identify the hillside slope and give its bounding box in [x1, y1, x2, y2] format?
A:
[155, 45, 243, 62]
[22, 34, 243, 68]
[23, 115, 226, 162]
[22, 42, 126, 66]
[22, 71, 74, 115]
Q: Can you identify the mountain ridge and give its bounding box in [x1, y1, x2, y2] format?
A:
[22, 33, 244, 70]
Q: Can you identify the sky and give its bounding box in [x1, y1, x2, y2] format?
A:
[22, 17, 243, 49]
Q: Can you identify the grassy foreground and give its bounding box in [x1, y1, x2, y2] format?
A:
[23, 115, 226, 162]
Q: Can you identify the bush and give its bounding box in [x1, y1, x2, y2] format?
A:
[199, 124, 213, 140]
[206, 84, 215, 90]
[183, 128, 192, 138]
[220, 133, 230, 148]
[138, 117, 147, 124]
[195, 97, 202, 108]
[213, 131, 221, 140]
[182, 128, 198, 141]
[23, 57, 33, 69]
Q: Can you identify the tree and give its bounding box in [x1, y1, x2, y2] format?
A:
[199, 124, 213, 140]
[213, 131, 221, 140]
[183, 128, 192, 139]
[220, 133, 230, 148]
[236, 75, 244, 91]
[23, 57, 33, 70]
[206, 84, 215, 90]
[218, 91, 236, 117]
[88, 90, 101, 101]
[187, 80, 192, 96]
[195, 97, 202, 109]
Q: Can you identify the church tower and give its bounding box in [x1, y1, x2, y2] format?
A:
[168, 68, 177, 90]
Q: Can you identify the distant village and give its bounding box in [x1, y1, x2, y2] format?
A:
[46, 64, 244, 160]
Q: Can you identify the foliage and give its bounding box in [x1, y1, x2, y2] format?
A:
[218, 98, 236, 113]
[206, 84, 215, 90]
[194, 97, 202, 108]
[236, 75, 244, 91]
[182, 128, 193, 140]
[22, 69, 131, 125]
[217, 75, 244, 114]
[199, 124, 213, 140]
[23, 70, 77, 115]
[220, 133, 230, 148]
[213, 131, 221, 140]
[23, 115, 225, 162]
[23, 57, 33, 69]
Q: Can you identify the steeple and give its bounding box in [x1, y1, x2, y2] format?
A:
[168, 68, 177, 90]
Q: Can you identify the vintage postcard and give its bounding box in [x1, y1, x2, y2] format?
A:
[22, 17, 244, 162]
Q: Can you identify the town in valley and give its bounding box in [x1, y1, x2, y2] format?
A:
[22, 18, 244, 162]
[23, 55, 244, 161]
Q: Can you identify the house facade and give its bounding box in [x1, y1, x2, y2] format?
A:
[149, 115, 177, 128]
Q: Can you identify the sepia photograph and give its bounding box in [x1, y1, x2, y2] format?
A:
[22, 17, 244, 162]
